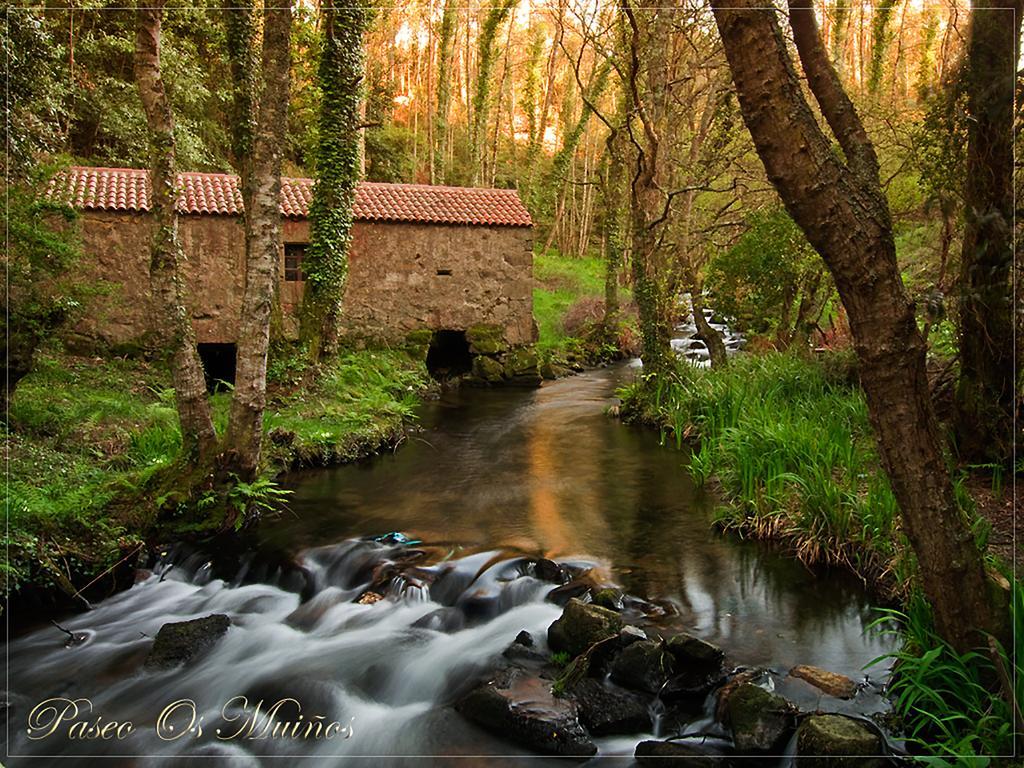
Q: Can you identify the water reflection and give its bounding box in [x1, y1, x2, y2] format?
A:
[272, 365, 889, 678]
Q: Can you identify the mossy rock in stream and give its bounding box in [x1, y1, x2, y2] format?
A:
[547, 598, 624, 658]
[796, 714, 885, 767]
[471, 354, 506, 383]
[466, 324, 509, 355]
[726, 682, 795, 753]
[145, 614, 231, 669]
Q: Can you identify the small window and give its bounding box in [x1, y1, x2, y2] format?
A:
[284, 243, 306, 282]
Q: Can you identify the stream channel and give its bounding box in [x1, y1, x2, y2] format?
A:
[5, 357, 895, 766]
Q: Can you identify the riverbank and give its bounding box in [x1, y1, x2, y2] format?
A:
[533, 248, 638, 371]
[3, 345, 431, 608]
[618, 351, 1010, 601]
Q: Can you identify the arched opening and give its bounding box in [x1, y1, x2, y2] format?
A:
[425, 330, 472, 380]
[197, 343, 237, 392]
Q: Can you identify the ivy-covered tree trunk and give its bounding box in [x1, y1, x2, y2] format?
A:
[135, 0, 217, 465]
[711, 0, 1008, 655]
[953, 0, 1022, 466]
[432, 0, 458, 185]
[536, 60, 611, 217]
[867, 0, 895, 95]
[224, 0, 292, 480]
[300, 0, 373, 362]
[470, 0, 517, 185]
[601, 125, 627, 328]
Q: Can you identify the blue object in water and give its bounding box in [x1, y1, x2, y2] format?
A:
[373, 531, 422, 546]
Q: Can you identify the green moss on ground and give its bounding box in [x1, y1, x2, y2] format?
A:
[3, 345, 430, 595]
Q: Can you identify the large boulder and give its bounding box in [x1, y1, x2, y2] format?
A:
[456, 666, 596, 757]
[725, 682, 795, 753]
[796, 714, 885, 767]
[569, 677, 652, 736]
[609, 640, 676, 695]
[789, 665, 858, 699]
[548, 598, 623, 657]
[145, 614, 230, 669]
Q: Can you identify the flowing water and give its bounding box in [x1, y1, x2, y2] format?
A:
[4, 364, 893, 767]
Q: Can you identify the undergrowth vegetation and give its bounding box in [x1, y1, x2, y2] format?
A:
[3, 346, 429, 594]
[870, 578, 1022, 765]
[619, 352, 928, 596]
[533, 248, 636, 365]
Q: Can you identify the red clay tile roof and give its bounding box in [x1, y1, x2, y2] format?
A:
[47, 166, 532, 227]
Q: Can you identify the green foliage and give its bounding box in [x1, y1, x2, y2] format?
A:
[870, 584, 1021, 764]
[2, 9, 67, 175]
[706, 207, 834, 341]
[365, 124, 415, 182]
[4, 346, 429, 592]
[226, 476, 292, 528]
[618, 352, 909, 590]
[868, 1, 896, 95]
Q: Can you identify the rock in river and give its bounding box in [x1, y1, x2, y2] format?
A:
[796, 714, 885, 767]
[725, 682, 795, 753]
[568, 677, 652, 736]
[456, 666, 596, 756]
[547, 598, 623, 657]
[789, 664, 858, 699]
[145, 614, 230, 669]
[609, 640, 676, 694]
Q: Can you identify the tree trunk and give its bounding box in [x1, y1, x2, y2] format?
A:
[470, 0, 517, 186]
[602, 126, 626, 327]
[135, 0, 217, 466]
[433, 0, 457, 185]
[300, 0, 373, 361]
[691, 290, 728, 368]
[710, 0, 1007, 654]
[953, 0, 1022, 466]
[224, 0, 292, 480]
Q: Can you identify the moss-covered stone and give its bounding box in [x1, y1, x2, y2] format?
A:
[471, 354, 506, 383]
[466, 324, 509, 355]
[796, 714, 884, 767]
[547, 598, 624, 657]
[403, 328, 434, 361]
[502, 346, 539, 376]
[726, 682, 794, 753]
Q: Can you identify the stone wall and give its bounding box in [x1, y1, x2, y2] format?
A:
[68, 211, 535, 349]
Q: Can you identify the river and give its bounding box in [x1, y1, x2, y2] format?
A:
[3, 363, 893, 766]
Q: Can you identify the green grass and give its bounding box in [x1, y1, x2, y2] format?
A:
[618, 352, 912, 593]
[869, 579, 1022, 765]
[4, 346, 429, 593]
[533, 248, 606, 352]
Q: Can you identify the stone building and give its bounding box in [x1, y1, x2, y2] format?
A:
[49, 166, 536, 381]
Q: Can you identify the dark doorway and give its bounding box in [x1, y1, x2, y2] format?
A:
[425, 330, 472, 379]
[197, 343, 237, 392]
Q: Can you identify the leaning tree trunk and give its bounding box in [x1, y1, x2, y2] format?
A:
[224, 0, 292, 480]
[710, 0, 1007, 654]
[953, 0, 1022, 466]
[135, 0, 217, 465]
[690, 290, 728, 368]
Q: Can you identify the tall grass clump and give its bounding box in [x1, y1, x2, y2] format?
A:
[618, 352, 908, 593]
[869, 579, 1022, 765]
